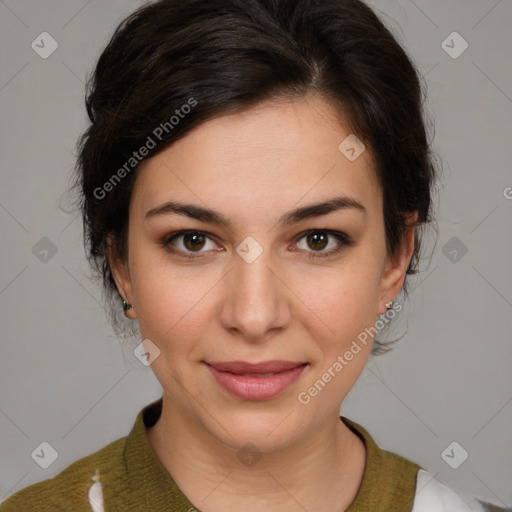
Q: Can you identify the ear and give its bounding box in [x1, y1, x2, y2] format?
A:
[377, 212, 418, 316]
[106, 235, 137, 320]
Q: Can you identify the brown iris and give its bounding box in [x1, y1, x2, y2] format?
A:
[183, 233, 207, 251]
[306, 232, 328, 251]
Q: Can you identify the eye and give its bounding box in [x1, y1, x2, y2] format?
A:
[294, 230, 352, 259]
[160, 230, 220, 259]
[160, 229, 352, 261]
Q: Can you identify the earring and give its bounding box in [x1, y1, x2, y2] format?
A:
[122, 299, 133, 312]
[385, 302, 393, 310]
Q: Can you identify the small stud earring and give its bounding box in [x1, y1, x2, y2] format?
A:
[122, 299, 133, 312]
[385, 302, 393, 310]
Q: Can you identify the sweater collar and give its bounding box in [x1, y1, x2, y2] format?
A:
[124, 397, 419, 510]
[123, 396, 198, 510]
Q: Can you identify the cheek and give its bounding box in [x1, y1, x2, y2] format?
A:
[295, 266, 380, 404]
[129, 250, 220, 352]
[294, 256, 383, 344]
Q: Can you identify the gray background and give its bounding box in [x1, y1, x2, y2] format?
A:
[1, 0, 511, 507]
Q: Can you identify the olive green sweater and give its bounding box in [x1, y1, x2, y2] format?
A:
[1, 397, 422, 511]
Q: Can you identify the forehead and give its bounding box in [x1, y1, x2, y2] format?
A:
[131, 95, 381, 226]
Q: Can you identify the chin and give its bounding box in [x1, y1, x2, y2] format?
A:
[204, 405, 307, 453]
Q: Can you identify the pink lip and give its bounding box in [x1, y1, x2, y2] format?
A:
[205, 360, 308, 400]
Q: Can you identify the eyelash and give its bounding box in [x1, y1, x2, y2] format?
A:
[159, 229, 353, 260]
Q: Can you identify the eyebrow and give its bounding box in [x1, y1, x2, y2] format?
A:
[144, 195, 367, 227]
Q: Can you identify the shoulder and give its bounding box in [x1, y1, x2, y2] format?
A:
[0, 435, 127, 512]
[0, 398, 164, 512]
[341, 416, 421, 509]
[341, 415, 510, 511]
[412, 469, 511, 512]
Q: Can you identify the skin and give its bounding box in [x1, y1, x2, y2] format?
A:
[108, 93, 417, 511]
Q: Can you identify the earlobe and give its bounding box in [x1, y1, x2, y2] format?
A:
[122, 299, 136, 320]
[378, 212, 418, 315]
[106, 236, 137, 319]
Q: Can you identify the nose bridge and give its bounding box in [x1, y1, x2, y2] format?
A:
[235, 247, 275, 300]
[221, 242, 288, 340]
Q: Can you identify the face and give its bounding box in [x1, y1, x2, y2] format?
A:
[109, 94, 415, 452]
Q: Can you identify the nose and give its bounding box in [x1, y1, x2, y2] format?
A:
[219, 243, 291, 343]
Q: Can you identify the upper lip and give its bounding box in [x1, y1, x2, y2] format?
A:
[205, 360, 307, 374]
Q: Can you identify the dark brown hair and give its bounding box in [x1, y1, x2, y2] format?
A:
[70, 0, 440, 353]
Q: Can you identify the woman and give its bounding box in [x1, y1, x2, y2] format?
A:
[1, 0, 507, 510]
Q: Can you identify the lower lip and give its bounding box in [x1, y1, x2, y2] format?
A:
[206, 363, 308, 400]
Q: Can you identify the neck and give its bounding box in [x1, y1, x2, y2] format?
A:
[147, 393, 366, 512]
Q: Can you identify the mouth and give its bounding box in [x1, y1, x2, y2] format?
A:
[204, 360, 308, 400]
